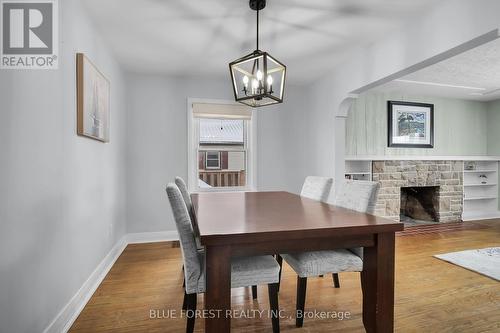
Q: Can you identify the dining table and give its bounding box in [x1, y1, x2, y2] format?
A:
[191, 191, 404, 333]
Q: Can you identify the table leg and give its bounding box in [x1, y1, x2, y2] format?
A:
[361, 232, 395, 333]
[205, 245, 231, 332]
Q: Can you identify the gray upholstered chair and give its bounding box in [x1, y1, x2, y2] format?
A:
[175, 176, 261, 299]
[335, 179, 380, 258]
[281, 179, 379, 327]
[174, 177, 202, 250]
[166, 183, 281, 333]
[300, 176, 333, 202]
[277, 176, 337, 288]
[175, 177, 200, 291]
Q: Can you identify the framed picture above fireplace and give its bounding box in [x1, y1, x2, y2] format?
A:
[388, 101, 434, 148]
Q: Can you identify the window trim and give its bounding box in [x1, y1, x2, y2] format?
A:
[187, 98, 257, 193]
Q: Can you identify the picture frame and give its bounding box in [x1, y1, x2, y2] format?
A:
[76, 53, 110, 142]
[388, 101, 434, 148]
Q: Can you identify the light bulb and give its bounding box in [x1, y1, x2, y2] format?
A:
[251, 79, 259, 94]
[256, 70, 263, 81]
[242, 75, 249, 87]
[267, 75, 273, 85]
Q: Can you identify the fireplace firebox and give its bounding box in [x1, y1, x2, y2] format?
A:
[400, 186, 440, 225]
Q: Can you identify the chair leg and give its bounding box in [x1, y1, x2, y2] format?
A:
[182, 290, 188, 311]
[268, 283, 280, 333]
[332, 273, 340, 288]
[185, 293, 197, 333]
[296, 276, 307, 328]
[276, 254, 283, 292]
[182, 264, 185, 288]
[252, 285, 258, 299]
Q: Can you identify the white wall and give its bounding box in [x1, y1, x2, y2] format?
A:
[297, 0, 500, 191]
[346, 92, 489, 156]
[125, 73, 308, 233]
[0, 1, 127, 332]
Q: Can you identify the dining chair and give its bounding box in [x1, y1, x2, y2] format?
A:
[275, 176, 335, 290]
[175, 177, 199, 290]
[175, 177, 261, 299]
[300, 176, 333, 202]
[166, 183, 281, 333]
[174, 177, 202, 250]
[334, 179, 380, 259]
[281, 179, 379, 327]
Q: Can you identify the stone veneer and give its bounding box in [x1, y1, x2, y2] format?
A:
[372, 160, 463, 223]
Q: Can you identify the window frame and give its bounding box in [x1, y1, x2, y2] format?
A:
[187, 98, 257, 193]
[205, 151, 221, 170]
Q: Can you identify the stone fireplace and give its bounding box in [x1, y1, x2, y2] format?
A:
[372, 160, 463, 223]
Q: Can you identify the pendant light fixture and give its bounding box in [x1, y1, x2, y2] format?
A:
[229, 0, 286, 107]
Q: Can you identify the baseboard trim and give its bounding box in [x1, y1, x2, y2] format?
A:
[43, 236, 128, 333]
[44, 231, 178, 333]
[126, 230, 178, 244]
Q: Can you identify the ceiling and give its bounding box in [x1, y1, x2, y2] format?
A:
[372, 38, 500, 102]
[82, 0, 438, 84]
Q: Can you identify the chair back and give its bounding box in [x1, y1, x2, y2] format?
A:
[334, 180, 379, 213]
[175, 177, 202, 249]
[300, 176, 333, 202]
[335, 180, 380, 259]
[166, 183, 202, 294]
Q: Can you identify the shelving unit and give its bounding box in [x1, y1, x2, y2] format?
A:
[345, 160, 372, 181]
[464, 196, 497, 201]
[462, 160, 500, 221]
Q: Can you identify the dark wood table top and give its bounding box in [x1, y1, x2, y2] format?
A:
[191, 191, 403, 245]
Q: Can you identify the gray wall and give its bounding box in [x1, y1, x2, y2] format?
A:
[0, 1, 127, 332]
[125, 73, 309, 233]
[487, 99, 500, 155]
[486, 99, 500, 206]
[346, 92, 489, 156]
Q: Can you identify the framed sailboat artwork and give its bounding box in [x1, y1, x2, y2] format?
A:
[76, 53, 110, 142]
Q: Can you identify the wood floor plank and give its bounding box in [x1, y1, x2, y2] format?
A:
[70, 220, 500, 332]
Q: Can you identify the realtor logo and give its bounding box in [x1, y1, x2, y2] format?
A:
[1, 0, 58, 69]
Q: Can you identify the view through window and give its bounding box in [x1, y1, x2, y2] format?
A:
[197, 118, 247, 189]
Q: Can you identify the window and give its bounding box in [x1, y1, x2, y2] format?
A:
[188, 101, 255, 191]
[205, 151, 220, 169]
[198, 119, 247, 188]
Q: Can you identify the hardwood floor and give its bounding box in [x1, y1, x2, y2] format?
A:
[70, 220, 500, 332]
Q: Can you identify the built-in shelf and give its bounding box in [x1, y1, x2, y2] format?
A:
[345, 160, 372, 181]
[464, 196, 497, 201]
[345, 156, 500, 161]
[463, 160, 499, 221]
[462, 211, 500, 221]
[345, 172, 371, 175]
